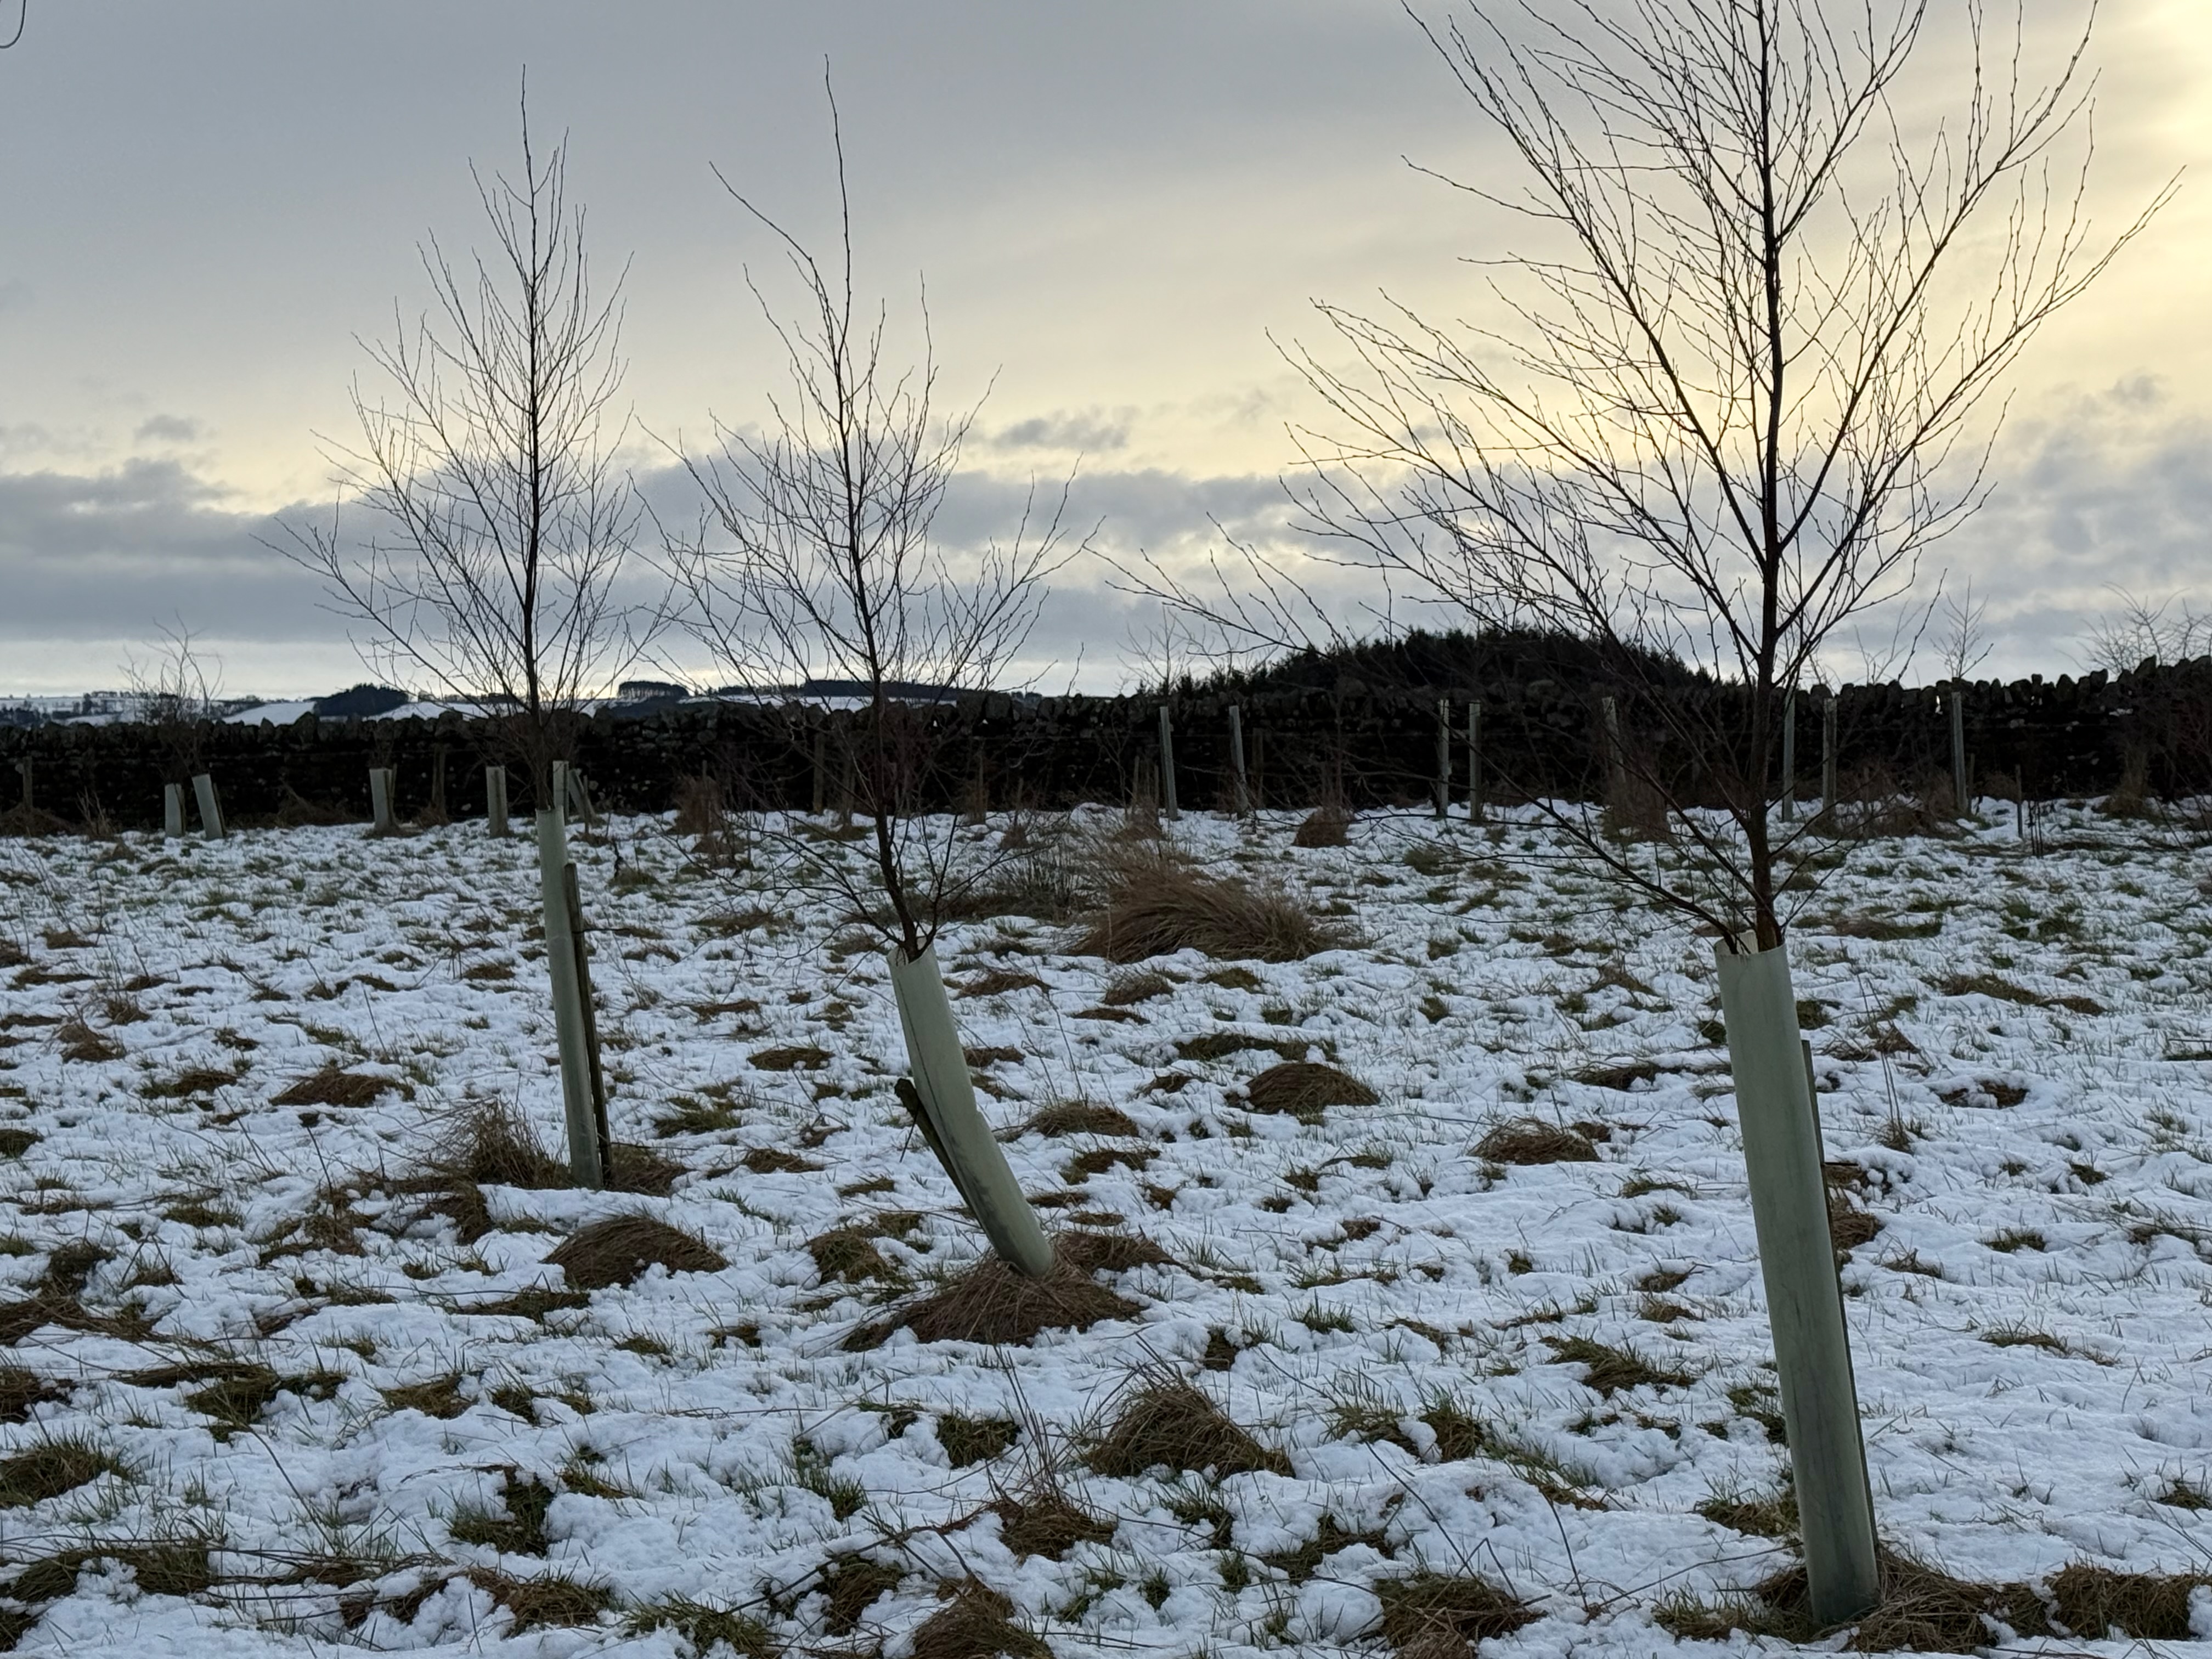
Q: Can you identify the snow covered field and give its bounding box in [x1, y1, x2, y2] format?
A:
[1, 804, 2210, 1656]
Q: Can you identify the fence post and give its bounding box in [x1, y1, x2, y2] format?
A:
[1158, 703, 1181, 821]
[486, 766, 510, 837]
[1435, 698, 1451, 820]
[191, 773, 224, 840]
[1714, 937, 1880, 1626]
[1467, 699, 1483, 825]
[1780, 690, 1797, 822]
[1949, 687, 1968, 815]
[1227, 704, 1252, 819]
[887, 941, 1056, 1277]
[1601, 696, 1627, 801]
[163, 783, 185, 839]
[563, 860, 611, 1171]
[536, 805, 605, 1189]
[1822, 694, 1839, 820]
[369, 766, 396, 834]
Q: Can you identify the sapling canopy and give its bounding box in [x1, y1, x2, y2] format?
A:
[669, 86, 1087, 1276]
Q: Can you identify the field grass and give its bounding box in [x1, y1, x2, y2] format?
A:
[0, 800, 2208, 1654]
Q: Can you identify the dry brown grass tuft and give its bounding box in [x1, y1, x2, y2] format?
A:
[1475, 1118, 1599, 1165]
[862, 1256, 1141, 1353]
[1545, 1335, 1692, 1397]
[270, 1064, 394, 1108]
[819, 1554, 904, 1635]
[0, 1436, 123, 1508]
[752, 1044, 832, 1072]
[546, 1215, 726, 1291]
[1375, 1571, 1539, 1657]
[1101, 968, 1177, 1006]
[961, 968, 1047, 998]
[807, 1227, 897, 1284]
[1073, 847, 1349, 964]
[274, 787, 354, 827]
[1085, 1374, 1289, 1479]
[2049, 1561, 2212, 1640]
[54, 1017, 121, 1063]
[910, 1581, 1049, 1659]
[1242, 1061, 1378, 1124]
[1697, 1485, 1799, 1538]
[0, 1367, 68, 1424]
[4, 1537, 213, 1608]
[1743, 1549, 2055, 1649]
[742, 1146, 823, 1175]
[1660, 1547, 2168, 1648]
[435, 1098, 571, 1189]
[465, 1565, 614, 1630]
[0, 804, 74, 839]
[990, 1488, 1115, 1559]
[625, 1598, 778, 1658]
[1057, 1228, 1175, 1274]
[605, 1143, 683, 1195]
[449, 1469, 555, 1556]
[1017, 1101, 1141, 1138]
[1292, 806, 1351, 847]
[1828, 1194, 1881, 1253]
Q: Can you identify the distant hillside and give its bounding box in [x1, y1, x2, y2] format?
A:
[1188, 628, 1705, 696]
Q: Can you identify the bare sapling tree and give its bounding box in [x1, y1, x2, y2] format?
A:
[1937, 580, 1993, 685]
[1138, 0, 2162, 1625]
[122, 620, 225, 791]
[2079, 586, 2210, 676]
[1267, 0, 2162, 947]
[669, 93, 1087, 1276]
[273, 84, 656, 805]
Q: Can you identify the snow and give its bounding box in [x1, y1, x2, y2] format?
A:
[0, 803, 2209, 1656]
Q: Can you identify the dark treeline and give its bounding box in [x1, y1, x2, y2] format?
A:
[4, 639, 2211, 832]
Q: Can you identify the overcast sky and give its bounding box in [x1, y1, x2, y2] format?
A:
[2, 1, 2206, 696]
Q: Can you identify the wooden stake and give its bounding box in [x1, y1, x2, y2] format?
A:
[369, 767, 396, 834]
[1227, 704, 1252, 818]
[1949, 687, 1968, 815]
[1158, 703, 1181, 821]
[536, 806, 605, 1189]
[163, 783, 184, 839]
[486, 766, 510, 837]
[1822, 695, 1839, 820]
[1601, 696, 1627, 802]
[1780, 690, 1797, 822]
[564, 860, 611, 1170]
[1435, 698, 1451, 820]
[1467, 700, 1483, 825]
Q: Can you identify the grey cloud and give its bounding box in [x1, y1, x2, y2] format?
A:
[134, 414, 204, 445]
[984, 408, 1133, 454]
[0, 457, 328, 645]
